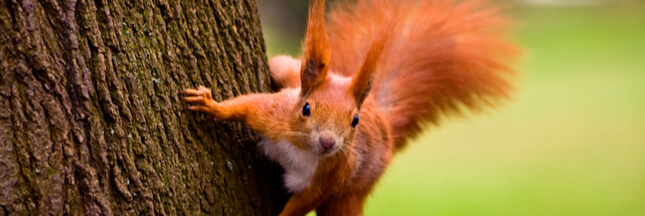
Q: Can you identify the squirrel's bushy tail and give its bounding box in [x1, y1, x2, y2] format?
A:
[327, 0, 518, 150]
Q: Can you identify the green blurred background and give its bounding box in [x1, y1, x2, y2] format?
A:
[256, 0, 645, 215]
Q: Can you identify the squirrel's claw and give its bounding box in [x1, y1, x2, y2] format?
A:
[181, 86, 222, 120]
[181, 86, 215, 107]
[182, 96, 206, 104]
[187, 105, 211, 113]
[181, 86, 213, 100]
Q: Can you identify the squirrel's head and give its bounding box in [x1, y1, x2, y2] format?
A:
[287, 0, 389, 157]
[289, 74, 361, 157]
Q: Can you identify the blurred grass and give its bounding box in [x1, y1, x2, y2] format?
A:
[365, 4, 645, 216]
[262, 2, 645, 215]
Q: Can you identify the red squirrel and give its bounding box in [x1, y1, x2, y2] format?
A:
[181, 0, 517, 215]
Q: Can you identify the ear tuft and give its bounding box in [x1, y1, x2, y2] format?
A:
[301, 0, 331, 96]
[351, 24, 393, 108]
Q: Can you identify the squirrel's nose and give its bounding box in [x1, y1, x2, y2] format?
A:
[319, 136, 336, 149]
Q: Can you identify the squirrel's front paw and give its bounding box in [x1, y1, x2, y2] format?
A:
[180, 86, 222, 119]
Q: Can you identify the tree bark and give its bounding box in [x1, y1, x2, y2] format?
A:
[0, 0, 288, 215]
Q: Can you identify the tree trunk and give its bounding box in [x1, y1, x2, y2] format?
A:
[0, 0, 288, 215]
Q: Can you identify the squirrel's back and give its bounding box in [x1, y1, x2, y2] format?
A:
[326, 0, 518, 149]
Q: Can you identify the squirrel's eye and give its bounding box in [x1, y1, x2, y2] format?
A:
[351, 114, 359, 127]
[302, 102, 311, 117]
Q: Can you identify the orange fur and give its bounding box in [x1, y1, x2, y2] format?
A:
[300, 0, 332, 96]
[327, 0, 518, 148]
[181, 0, 517, 215]
[269, 55, 302, 90]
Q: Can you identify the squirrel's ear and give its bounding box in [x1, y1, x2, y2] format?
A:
[351, 25, 391, 108]
[300, 0, 331, 96]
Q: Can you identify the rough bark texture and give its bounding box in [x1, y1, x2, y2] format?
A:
[0, 0, 288, 215]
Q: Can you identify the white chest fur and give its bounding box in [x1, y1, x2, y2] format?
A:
[258, 138, 319, 193]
